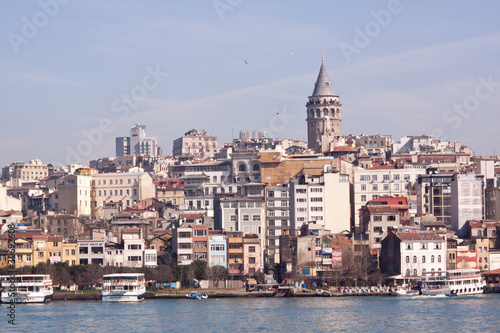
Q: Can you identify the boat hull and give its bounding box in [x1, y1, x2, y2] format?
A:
[102, 292, 146, 302]
[1, 293, 53, 303]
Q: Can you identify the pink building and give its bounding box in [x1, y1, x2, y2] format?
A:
[243, 234, 261, 276]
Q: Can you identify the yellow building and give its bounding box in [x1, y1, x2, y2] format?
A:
[0, 231, 77, 268]
[227, 231, 244, 287]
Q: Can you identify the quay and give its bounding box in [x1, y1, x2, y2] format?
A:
[51, 290, 391, 300]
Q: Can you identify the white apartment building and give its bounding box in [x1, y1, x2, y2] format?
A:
[122, 229, 146, 268]
[399, 232, 446, 277]
[173, 225, 194, 265]
[58, 175, 93, 217]
[289, 171, 350, 235]
[172, 129, 219, 158]
[57, 171, 155, 218]
[353, 166, 426, 231]
[214, 196, 265, 264]
[451, 174, 484, 234]
[266, 186, 290, 268]
[3, 159, 49, 182]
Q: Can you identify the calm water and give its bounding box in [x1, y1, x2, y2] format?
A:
[2, 294, 500, 332]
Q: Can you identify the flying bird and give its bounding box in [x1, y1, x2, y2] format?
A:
[244, 60, 248, 65]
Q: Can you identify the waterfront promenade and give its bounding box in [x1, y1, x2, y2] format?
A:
[51, 287, 392, 300]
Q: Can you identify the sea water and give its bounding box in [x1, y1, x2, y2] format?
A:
[2, 294, 499, 332]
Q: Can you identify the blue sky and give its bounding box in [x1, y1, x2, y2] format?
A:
[1, 0, 500, 166]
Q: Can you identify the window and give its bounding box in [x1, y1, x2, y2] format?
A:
[393, 174, 400, 181]
[383, 174, 390, 181]
[252, 215, 261, 221]
[413, 269, 417, 276]
[249, 246, 256, 253]
[79, 247, 88, 254]
[372, 184, 378, 191]
[194, 241, 207, 248]
[296, 198, 306, 202]
[249, 257, 256, 264]
[194, 253, 207, 260]
[406, 243, 413, 250]
[310, 197, 323, 202]
[243, 215, 249, 221]
[179, 243, 191, 249]
[310, 188, 323, 193]
[360, 175, 370, 181]
[194, 230, 207, 237]
[361, 184, 367, 191]
[373, 226, 382, 233]
[431, 255, 435, 263]
[210, 244, 225, 252]
[127, 244, 141, 250]
[128, 256, 142, 262]
[311, 207, 323, 212]
[38, 252, 44, 258]
[179, 232, 191, 238]
[406, 256, 410, 263]
[421, 243, 428, 249]
[393, 184, 400, 191]
[361, 195, 367, 202]
[91, 246, 104, 254]
[230, 215, 237, 222]
[413, 256, 417, 263]
[422, 256, 426, 263]
[373, 215, 382, 221]
[422, 268, 426, 274]
[404, 174, 410, 180]
[383, 184, 389, 191]
[438, 255, 441, 263]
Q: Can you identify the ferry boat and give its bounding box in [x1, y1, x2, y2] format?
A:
[102, 273, 146, 302]
[423, 269, 485, 296]
[0, 275, 53, 303]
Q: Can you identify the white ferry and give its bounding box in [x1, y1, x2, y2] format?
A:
[423, 269, 485, 296]
[0, 275, 53, 303]
[102, 273, 147, 302]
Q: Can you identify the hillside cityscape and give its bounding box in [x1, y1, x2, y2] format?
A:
[1, 57, 500, 290]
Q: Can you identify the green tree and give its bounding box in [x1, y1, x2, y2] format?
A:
[191, 260, 208, 281]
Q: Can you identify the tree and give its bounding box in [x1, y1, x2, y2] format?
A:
[208, 265, 228, 289]
[191, 260, 208, 281]
[82, 264, 103, 289]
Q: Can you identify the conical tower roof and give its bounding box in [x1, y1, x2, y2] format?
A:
[311, 55, 335, 97]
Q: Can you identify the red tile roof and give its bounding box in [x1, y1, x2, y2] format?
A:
[367, 206, 399, 214]
[396, 232, 443, 241]
[180, 213, 205, 219]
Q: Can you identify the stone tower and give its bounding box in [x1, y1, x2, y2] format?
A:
[306, 53, 342, 152]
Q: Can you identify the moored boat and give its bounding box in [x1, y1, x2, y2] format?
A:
[102, 273, 146, 302]
[422, 269, 485, 296]
[390, 285, 420, 296]
[0, 274, 53, 303]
